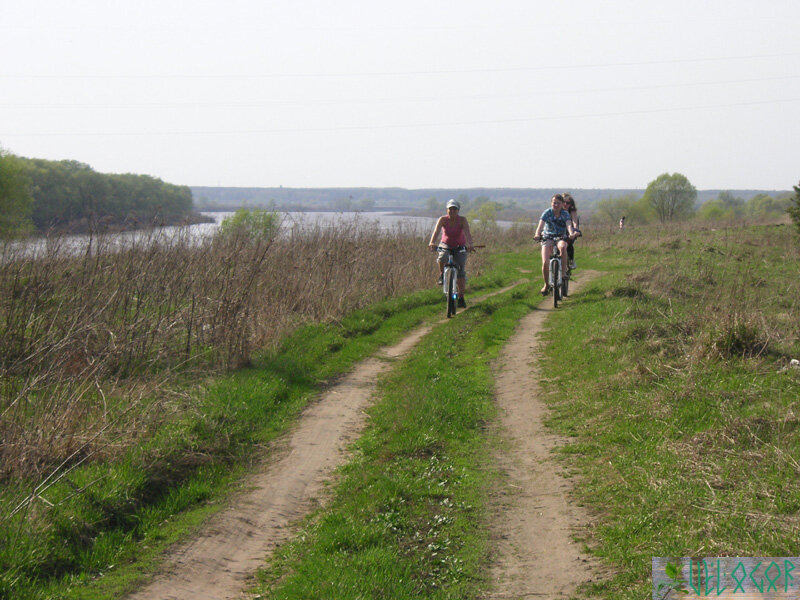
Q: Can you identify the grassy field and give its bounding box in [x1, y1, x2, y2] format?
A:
[541, 222, 800, 597]
[2, 219, 799, 599]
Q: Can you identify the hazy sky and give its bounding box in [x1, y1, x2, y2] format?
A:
[2, 0, 799, 190]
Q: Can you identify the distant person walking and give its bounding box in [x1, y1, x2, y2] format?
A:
[619, 216, 626, 230]
[429, 199, 474, 308]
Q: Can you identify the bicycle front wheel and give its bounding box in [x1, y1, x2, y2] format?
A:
[446, 267, 457, 317]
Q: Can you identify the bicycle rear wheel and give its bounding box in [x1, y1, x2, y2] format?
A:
[445, 267, 457, 317]
[551, 260, 560, 308]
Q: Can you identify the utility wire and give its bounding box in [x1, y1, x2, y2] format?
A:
[3, 97, 799, 138]
[2, 74, 800, 109]
[2, 52, 798, 80]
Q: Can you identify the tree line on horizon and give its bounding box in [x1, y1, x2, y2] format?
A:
[591, 172, 796, 227]
[3, 148, 799, 240]
[0, 149, 197, 239]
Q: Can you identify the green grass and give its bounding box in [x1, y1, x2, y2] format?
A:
[0, 256, 526, 600]
[5, 222, 799, 600]
[537, 223, 800, 598]
[252, 284, 537, 599]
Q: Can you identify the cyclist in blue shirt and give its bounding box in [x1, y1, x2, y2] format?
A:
[533, 194, 579, 295]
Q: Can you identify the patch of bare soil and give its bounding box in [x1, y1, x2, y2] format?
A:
[488, 270, 603, 599]
[124, 325, 432, 600]
[124, 282, 522, 600]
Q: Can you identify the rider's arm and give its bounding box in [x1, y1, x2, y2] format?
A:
[461, 216, 474, 250]
[533, 219, 545, 239]
[428, 217, 444, 249]
[565, 211, 577, 238]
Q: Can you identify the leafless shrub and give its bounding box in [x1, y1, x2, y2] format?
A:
[1, 218, 473, 481]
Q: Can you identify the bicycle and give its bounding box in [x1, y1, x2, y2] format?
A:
[438, 245, 483, 318]
[438, 245, 461, 317]
[534, 235, 571, 308]
[549, 241, 564, 308]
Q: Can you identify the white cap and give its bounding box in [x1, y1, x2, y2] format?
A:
[446, 199, 460, 210]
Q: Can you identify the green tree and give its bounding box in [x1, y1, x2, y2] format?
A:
[0, 148, 33, 239]
[697, 199, 730, 221]
[468, 201, 500, 229]
[594, 193, 638, 224]
[356, 197, 375, 211]
[218, 208, 280, 240]
[22, 158, 194, 230]
[643, 172, 697, 223]
[628, 195, 656, 224]
[594, 192, 653, 225]
[788, 181, 800, 233]
[747, 192, 791, 218]
[332, 196, 353, 211]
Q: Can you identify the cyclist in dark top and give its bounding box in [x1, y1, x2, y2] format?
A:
[562, 192, 580, 269]
[428, 199, 474, 308]
[533, 194, 579, 295]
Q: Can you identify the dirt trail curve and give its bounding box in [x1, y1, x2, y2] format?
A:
[124, 325, 434, 600]
[488, 269, 602, 599]
[124, 275, 601, 600]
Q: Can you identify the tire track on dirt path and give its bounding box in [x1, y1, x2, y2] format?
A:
[488, 270, 602, 599]
[123, 281, 523, 600]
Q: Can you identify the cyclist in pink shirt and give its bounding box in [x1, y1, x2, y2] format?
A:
[428, 199, 474, 308]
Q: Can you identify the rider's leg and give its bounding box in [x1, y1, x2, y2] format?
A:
[557, 240, 569, 276]
[455, 253, 467, 298]
[541, 243, 552, 292]
[436, 251, 445, 283]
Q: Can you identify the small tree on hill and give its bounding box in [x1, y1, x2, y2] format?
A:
[0, 148, 33, 239]
[218, 208, 280, 241]
[788, 181, 800, 233]
[643, 173, 697, 223]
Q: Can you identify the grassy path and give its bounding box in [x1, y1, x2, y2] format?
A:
[124, 325, 436, 600]
[488, 270, 601, 598]
[120, 269, 536, 599]
[249, 264, 602, 599]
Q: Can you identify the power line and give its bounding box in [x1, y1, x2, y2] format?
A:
[2, 52, 798, 80]
[3, 97, 799, 138]
[2, 74, 799, 110]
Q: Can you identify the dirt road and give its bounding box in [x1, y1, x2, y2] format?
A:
[124, 326, 433, 600]
[488, 270, 601, 599]
[124, 276, 600, 599]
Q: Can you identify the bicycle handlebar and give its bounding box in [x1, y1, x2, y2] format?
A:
[433, 244, 484, 251]
[534, 232, 580, 242]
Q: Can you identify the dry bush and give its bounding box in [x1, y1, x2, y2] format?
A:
[0, 218, 446, 481]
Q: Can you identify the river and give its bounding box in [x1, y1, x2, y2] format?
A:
[4, 211, 517, 260]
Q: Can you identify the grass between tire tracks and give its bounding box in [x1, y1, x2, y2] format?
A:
[251, 283, 536, 599]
